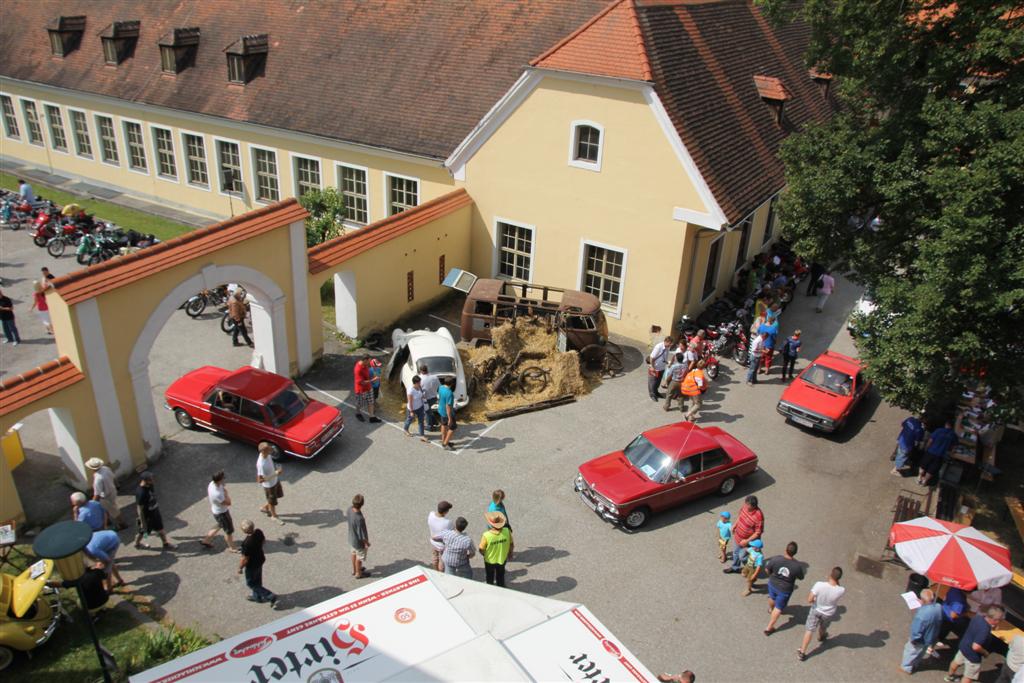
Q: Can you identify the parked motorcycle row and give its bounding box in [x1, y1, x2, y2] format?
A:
[178, 284, 251, 336]
[0, 188, 160, 266]
[676, 238, 810, 376]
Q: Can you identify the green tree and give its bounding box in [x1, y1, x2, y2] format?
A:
[298, 187, 347, 247]
[759, 0, 1024, 419]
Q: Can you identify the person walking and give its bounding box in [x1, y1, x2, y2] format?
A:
[70, 491, 107, 531]
[85, 458, 123, 530]
[893, 413, 926, 475]
[84, 529, 124, 592]
[438, 376, 457, 450]
[680, 360, 708, 421]
[662, 353, 688, 411]
[918, 420, 957, 486]
[238, 519, 277, 607]
[30, 280, 53, 335]
[369, 357, 383, 402]
[256, 444, 285, 525]
[419, 364, 440, 431]
[228, 290, 253, 347]
[348, 494, 371, 578]
[900, 588, 943, 674]
[796, 567, 845, 661]
[996, 634, 1023, 683]
[40, 266, 56, 284]
[403, 375, 428, 441]
[723, 495, 764, 574]
[757, 318, 779, 374]
[479, 511, 513, 587]
[746, 333, 766, 385]
[647, 336, 674, 401]
[815, 270, 836, 313]
[428, 501, 454, 571]
[946, 605, 1006, 683]
[201, 470, 238, 552]
[434, 516, 476, 579]
[716, 511, 732, 563]
[780, 330, 802, 381]
[0, 290, 20, 346]
[353, 355, 380, 423]
[133, 472, 174, 550]
[806, 261, 824, 296]
[764, 541, 806, 635]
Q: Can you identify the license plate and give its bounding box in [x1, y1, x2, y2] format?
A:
[791, 416, 814, 428]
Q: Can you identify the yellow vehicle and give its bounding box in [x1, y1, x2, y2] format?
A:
[0, 559, 65, 670]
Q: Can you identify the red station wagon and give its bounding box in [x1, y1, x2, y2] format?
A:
[574, 422, 759, 530]
[776, 350, 871, 433]
[165, 366, 344, 459]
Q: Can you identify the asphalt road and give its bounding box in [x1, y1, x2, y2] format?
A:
[5, 241, 992, 680]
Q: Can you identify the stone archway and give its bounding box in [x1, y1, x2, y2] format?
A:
[128, 264, 289, 460]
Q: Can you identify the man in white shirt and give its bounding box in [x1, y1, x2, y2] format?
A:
[998, 634, 1023, 683]
[86, 457, 124, 530]
[256, 444, 284, 525]
[18, 178, 35, 204]
[647, 336, 673, 401]
[746, 332, 766, 385]
[797, 567, 846, 661]
[427, 501, 454, 571]
[201, 470, 238, 551]
[418, 364, 440, 431]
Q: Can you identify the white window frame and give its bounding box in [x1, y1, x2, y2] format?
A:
[179, 129, 211, 191]
[0, 93, 19, 140]
[19, 98, 45, 147]
[213, 135, 245, 197]
[493, 217, 537, 283]
[67, 107, 93, 159]
[149, 124, 179, 183]
[701, 234, 725, 303]
[567, 119, 604, 172]
[336, 161, 370, 226]
[121, 117, 150, 175]
[290, 152, 322, 198]
[577, 239, 628, 319]
[383, 171, 420, 217]
[94, 112, 121, 167]
[40, 101, 70, 155]
[250, 144, 281, 204]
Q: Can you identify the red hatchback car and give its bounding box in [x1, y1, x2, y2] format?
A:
[165, 366, 344, 459]
[776, 350, 870, 433]
[574, 422, 758, 530]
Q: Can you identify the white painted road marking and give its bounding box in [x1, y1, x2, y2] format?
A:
[455, 418, 505, 455]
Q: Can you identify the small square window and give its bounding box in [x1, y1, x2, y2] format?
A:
[217, 140, 243, 194]
[294, 157, 321, 197]
[582, 243, 625, 312]
[124, 121, 147, 171]
[338, 165, 368, 224]
[497, 222, 534, 282]
[387, 175, 418, 216]
[227, 54, 245, 84]
[96, 115, 119, 164]
[569, 121, 603, 171]
[254, 148, 280, 202]
[153, 127, 176, 179]
[183, 134, 209, 186]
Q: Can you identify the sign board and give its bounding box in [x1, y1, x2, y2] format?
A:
[131, 571, 475, 683]
[503, 607, 653, 683]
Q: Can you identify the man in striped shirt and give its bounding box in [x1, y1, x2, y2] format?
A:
[723, 495, 765, 574]
[434, 516, 476, 579]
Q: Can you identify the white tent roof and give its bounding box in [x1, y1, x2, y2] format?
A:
[131, 567, 654, 683]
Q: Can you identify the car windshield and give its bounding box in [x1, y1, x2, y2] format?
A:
[801, 363, 853, 395]
[623, 434, 673, 483]
[418, 355, 456, 374]
[265, 383, 310, 426]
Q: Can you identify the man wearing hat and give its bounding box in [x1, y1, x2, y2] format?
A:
[133, 472, 174, 550]
[478, 511, 513, 588]
[86, 457, 124, 530]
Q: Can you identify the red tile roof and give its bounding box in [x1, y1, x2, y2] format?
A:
[531, 0, 653, 81]
[52, 199, 308, 306]
[638, 0, 837, 223]
[0, 0, 608, 160]
[753, 74, 790, 101]
[308, 189, 473, 275]
[0, 357, 85, 417]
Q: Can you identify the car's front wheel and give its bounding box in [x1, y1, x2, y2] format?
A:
[718, 476, 738, 496]
[173, 409, 195, 429]
[259, 441, 283, 462]
[623, 506, 650, 530]
[0, 644, 15, 671]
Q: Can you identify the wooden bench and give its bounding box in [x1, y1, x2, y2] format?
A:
[1006, 496, 1024, 545]
[883, 492, 927, 563]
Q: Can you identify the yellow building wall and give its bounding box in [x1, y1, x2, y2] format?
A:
[0, 80, 455, 222]
[462, 76, 706, 342]
[309, 204, 474, 340]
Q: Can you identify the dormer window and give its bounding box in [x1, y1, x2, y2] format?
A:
[753, 75, 790, 125]
[224, 34, 268, 85]
[99, 20, 140, 66]
[158, 27, 200, 75]
[47, 16, 86, 57]
[809, 68, 833, 98]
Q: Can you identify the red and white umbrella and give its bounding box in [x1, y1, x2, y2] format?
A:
[889, 516, 1012, 590]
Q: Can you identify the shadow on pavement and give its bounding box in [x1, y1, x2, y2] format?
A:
[815, 628, 890, 656]
[505, 569, 578, 597]
[512, 545, 570, 567]
[266, 531, 316, 555]
[278, 507, 344, 529]
[275, 584, 345, 611]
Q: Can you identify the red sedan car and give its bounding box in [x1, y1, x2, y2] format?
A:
[574, 422, 758, 530]
[165, 366, 344, 459]
[776, 350, 870, 433]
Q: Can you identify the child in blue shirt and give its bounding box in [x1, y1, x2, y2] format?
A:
[716, 511, 732, 563]
[489, 489, 510, 530]
[741, 539, 764, 596]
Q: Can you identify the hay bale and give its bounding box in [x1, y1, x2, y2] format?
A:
[548, 350, 587, 396]
[491, 322, 521, 362]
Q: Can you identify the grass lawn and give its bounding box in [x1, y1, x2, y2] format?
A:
[1, 172, 191, 241]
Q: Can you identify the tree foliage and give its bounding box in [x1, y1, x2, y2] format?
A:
[299, 187, 347, 247]
[759, 0, 1024, 419]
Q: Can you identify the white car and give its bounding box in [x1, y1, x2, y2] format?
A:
[847, 290, 878, 338]
[387, 328, 470, 411]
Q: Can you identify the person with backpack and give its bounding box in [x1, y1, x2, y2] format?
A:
[680, 360, 708, 421]
[780, 330, 802, 381]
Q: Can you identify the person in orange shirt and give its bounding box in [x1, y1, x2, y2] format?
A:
[680, 360, 708, 421]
